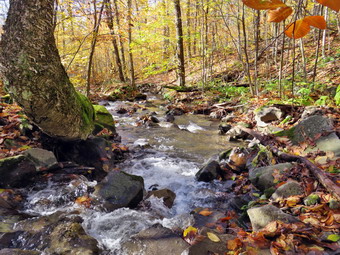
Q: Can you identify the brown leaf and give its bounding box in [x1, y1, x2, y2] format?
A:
[199, 209, 213, 216]
[227, 238, 242, 250]
[285, 19, 311, 39]
[242, 0, 286, 10]
[267, 6, 293, 22]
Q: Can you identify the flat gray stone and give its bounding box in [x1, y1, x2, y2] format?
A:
[122, 225, 189, 255]
[249, 163, 293, 191]
[23, 148, 58, 171]
[271, 181, 304, 200]
[247, 204, 299, 231]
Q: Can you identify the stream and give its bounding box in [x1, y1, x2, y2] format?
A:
[23, 95, 238, 254]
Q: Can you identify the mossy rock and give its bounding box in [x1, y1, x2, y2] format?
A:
[75, 92, 95, 137]
[93, 105, 116, 135]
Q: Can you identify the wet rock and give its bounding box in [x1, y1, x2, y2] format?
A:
[23, 148, 58, 171]
[165, 114, 175, 122]
[117, 107, 128, 114]
[186, 229, 234, 255]
[255, 107, 283, 127]
[247, 204, 299, 231]
[271, 181, 304, 200]
[146, 189, 176, 208]
[134, 93, 147, 101]
[195, 160, 222, 182]
[0, 208, 28, 233]
[14, 212, 100, 255]
[94, 170, 144, 211]
[92, 104, 116, 135]
[0, 232, 24, 249]
[218, 123, 232, 134]
[56, 137, 126, 180]
[167, 108, 184, 116]
[227, 147, 248, 171]
[122, 224, 189, 255]
[0, 155, 37, 188]
[150, 115, 160, 123]
[0, 249, 41, 255]
[192, 210, 226, 229]
[249, 163, 293, 191]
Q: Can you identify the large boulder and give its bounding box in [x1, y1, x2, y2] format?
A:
[92, 104, 116, 135]
[249, 163, 293, 192]
[122, 224, 189, 255]
[94, 171, 144, 211]
[195, 160, 222, 182]
[0, 155, 36, 188]
[186, 228, 234, 255]
[255, 107, 283, 127]
[0, 249, 41, 255]
[313, 132, 340, 157]
[247, 204, 299, 231]
[13, 212, 100, 255]
[23, 148, 58, 171]
[55, 137, 126, 180]
[277, 115, 333, 145]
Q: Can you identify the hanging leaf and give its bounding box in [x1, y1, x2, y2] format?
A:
[267, 6, 293, 22]
[285, 19, 311, 39]
[242, 0, 287, 10]
[303, 16, 327, 29]
[207, 232, 221, 242]
[316, 0, 340, 12]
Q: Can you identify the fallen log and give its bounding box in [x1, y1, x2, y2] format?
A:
[237, 125, 340, 201]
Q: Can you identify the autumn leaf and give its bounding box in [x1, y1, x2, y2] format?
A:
[207, 232, 220, 242]
[242, 0, 287, 10]
[303, 16, 327, 29]
[316, 0, 340, 12]
[183, 226, 198, 237]
[285, 19, 311, 39]
[199, 209, 213, 216]
[267, 6, 293, 22]
[227, 237, 243, 250]
[75, 196, 92, 208]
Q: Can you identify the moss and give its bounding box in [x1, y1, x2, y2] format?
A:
[252, 144, 274, 167]
[274, 126, 295, 140]
[92, 104, 116, 134]
[75, 92, 95, 136]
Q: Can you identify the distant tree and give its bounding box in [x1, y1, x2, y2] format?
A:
[174, 0, 186, 87]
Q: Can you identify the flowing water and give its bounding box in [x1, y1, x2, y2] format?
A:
[23, 95, 238, 254]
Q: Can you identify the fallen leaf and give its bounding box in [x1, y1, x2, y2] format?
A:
[199, 209, 213, 216]
[207, 232, 220, 242]
[183, 226, 198, 237]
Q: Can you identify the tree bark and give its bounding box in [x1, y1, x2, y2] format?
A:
[0, 0, 94, 140]
[104, 0, 125, 82]
[127, 0, 136, 89]
[174, 0, 186, 87]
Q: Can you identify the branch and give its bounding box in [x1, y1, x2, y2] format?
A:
[237, 125, 340, 201]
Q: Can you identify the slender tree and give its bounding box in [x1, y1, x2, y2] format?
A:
[174, 0, 186, 87]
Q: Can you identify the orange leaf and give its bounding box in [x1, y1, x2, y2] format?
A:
[199, 209, 213, 216]
[267, 6, 293, 22]
[242, 0, 287, 10]
[303, 16, 327, 29]
[285, 19, 311, 39]
[316, 0, 340, 12]
[227, 238, 243, 250]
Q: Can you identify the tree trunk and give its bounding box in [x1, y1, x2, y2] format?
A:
[174, 0, 186, 87]
[105, 0, 125, 82]
[127, 0, 136, 89]
[0, 0, 94, 140]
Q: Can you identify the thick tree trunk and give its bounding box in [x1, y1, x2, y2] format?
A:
[174, 0, 186, 87]
[0, 0, 94, 140]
